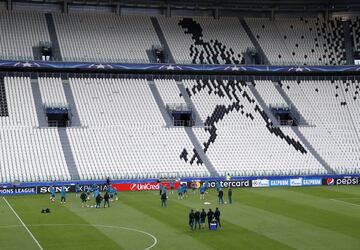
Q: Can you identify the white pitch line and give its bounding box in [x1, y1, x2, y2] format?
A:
[0, 223, 158, 250]
[330, 198, 360, 207]
[2, 197, 44, 250]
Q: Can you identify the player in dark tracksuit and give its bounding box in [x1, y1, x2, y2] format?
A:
[218, 189, 224, 204]
[200, 209, 207, 229]
[189, 209, 195, 230]
[214, 207, 221, 228]
[80, 191, 87, 208]
[207, 209, 214, 229]
[194, 210, 201, 230]
[228, 188, 232, 204]
[96, 193, 102, 208]
[103, 191, 110, 208]
[161, 192, 167, 207]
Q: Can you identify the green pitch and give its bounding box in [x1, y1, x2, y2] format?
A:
[0, 186, 359, 250]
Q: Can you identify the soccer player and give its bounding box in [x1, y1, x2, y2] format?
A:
[189, 209, 195, 230]
[183, 183, 188, 198]
[113, 186, 118, 201]
[177, 184, 183, 199]
[194, 210, 201, 230]
[80, 191, 87, 208]
[199, 184, 205, 200]
[93, 187, 99, 200]
[170, 180, 174, 195]
[228, 188, 232, 204]
[91, 183, 97, 194]
[218, 189, 224, 205]
[207, 209, 214, 229]
[60, 185, 66, 204]
[214, 207, 221, 228]
[215, 181, 221, 193]
[200, 209, 207, 229]
[159, 182, 163, 196]
[161, 192, 167, 207]
[192, 180, 196, 194]
[109, 186, 114, 202]
[162, 185, 167, 195]
[95, 193, 102, 208]
[86, 185, 91, 200]
[204, 180, 209, 193]
[103, 191, 110, 208]
[75, 183, 80, 197]
[50, 185, 56, 203]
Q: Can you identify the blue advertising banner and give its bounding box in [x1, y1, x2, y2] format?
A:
[0, 186, 37, 195]
[1, 60, 360, 74]
[302, 178, 322, 186]
[269, 179, 290, 187]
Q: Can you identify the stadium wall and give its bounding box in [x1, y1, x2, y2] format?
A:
[0, 174, 359, 196]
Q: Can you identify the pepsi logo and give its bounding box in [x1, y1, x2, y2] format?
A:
[327, 178, 335, 185]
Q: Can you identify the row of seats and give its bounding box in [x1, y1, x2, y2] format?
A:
[53, 13, 160, 63]
[1, 77, 38, 127]
[0, 11, 49, 60]
[38, 77, 67, 107]
[0, 127, 70, 183]
[0, 10, 354, 66]
[280, 80, 360, 173]
[67, 126, 209, 180]
[69, 77, 165, 127]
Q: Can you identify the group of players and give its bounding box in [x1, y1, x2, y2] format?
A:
[159, 180, 233, 204]
[49, 183, 118, 208]
[158, 179, 232, 231]
[189, 207, 221, 230]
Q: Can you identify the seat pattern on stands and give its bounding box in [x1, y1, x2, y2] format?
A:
[245, 17, 345, 65]
[0, 78, 9, 117]
[158, 16, 252, 64]
[178, 18, 245, 64]
[185, 79, 306, 154]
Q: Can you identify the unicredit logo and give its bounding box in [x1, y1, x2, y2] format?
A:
[327, 178, 334, 185]
[130, 183, 159, 191]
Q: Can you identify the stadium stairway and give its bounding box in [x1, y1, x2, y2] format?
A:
[239, 18, 270, 65]
[31, 79, 48, 127]
[248, 82, 280, 126]
[62, 80, 81, 127]
[45, 13, 63, 61]
[343, 20, 355, 65]
[150, 17, 175, 63]
[184, 127, 218, 177]
[274, 82, 309, 125]
[176, 82, 204, 126]
[57, 128, 80, 180]
[148, 81, 173, 127]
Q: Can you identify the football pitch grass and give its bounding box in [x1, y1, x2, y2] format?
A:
[0, 186, 359, 250]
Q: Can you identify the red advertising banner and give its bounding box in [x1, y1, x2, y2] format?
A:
[112, 181, 181, 191]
